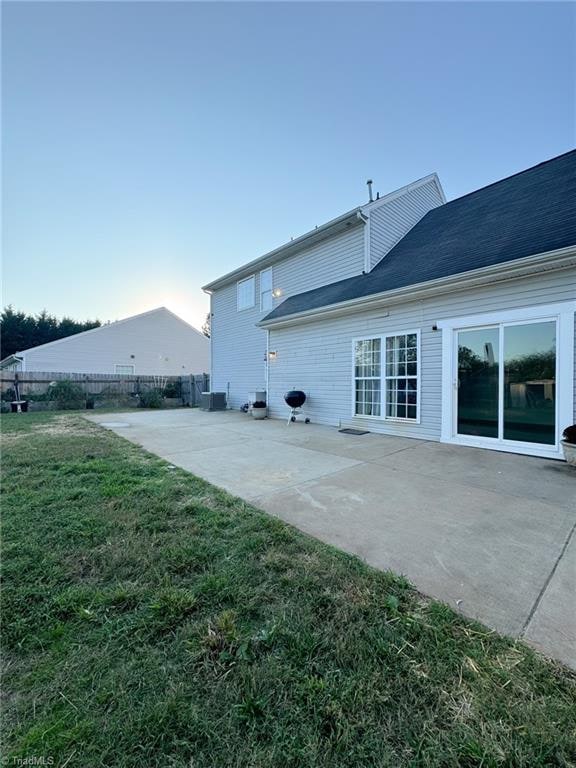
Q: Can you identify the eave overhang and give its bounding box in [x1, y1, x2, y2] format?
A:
[0, 354, 23, 369]
[202, 209, 364, 293]
[257, 246, 576, 330]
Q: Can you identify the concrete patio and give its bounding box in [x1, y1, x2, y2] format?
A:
[88, 408, 576, 669]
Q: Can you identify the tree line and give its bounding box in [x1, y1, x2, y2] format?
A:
[0, 307, 102, 360]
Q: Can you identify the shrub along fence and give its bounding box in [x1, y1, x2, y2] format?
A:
[0, 371, 210, 412]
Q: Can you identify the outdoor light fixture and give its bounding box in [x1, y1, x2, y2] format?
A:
[268, 350, 278, 360]
[272, 288, 282, 298]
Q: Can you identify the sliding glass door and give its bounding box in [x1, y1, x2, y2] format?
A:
[503, 321, 556, 445]
[457, 327, 499, 438]
[456, 320, 557, 447]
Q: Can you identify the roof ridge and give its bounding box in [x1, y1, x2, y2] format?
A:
[443, 148, 576, 207]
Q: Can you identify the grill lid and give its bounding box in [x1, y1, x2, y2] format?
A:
[284, 390, 306, 408]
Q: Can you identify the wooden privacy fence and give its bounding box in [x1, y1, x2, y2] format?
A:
[0, 371, 210, 410]
[181, 373, 210, 407]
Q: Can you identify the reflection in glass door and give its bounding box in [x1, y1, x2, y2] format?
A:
[456, 321, 557, 446]
[503, 322, 556, 445]
[457, 328, 499, 438]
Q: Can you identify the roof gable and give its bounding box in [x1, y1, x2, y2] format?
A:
[262, 150, 576, 323]
[202, 174, 445, 291]
[8, 307, 205, 359]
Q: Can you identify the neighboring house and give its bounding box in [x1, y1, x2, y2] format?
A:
[203, 151, 576, 459]
[0, 307, 210, 375]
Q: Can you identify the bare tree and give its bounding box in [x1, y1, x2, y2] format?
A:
[201, 313, 211, 338]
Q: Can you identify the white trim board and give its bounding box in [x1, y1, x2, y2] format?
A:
[438, 301, 576, 459]
[258, 247, 576, 329]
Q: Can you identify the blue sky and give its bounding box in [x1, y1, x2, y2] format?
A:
[3, 1, 574, 330]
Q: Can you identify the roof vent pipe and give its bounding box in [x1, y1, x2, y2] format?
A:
[366, 179, 374, 203]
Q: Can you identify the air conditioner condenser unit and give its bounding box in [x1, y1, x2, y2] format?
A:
[200, 392, 227, 411]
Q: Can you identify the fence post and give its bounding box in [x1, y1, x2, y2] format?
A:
[182, 374, 192, 407]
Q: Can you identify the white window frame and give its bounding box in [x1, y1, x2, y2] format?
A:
[237, 275, 255, 311]
[438, 301, 576, 459]
[260, 267, 273, 312]
[351, 330, 421, 423]
[353, 337, 382, 417]
[115, 364, 135, 375]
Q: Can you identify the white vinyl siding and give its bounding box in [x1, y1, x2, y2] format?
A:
[237, 276, 255, 311]
[368, 180, 444, 270]
[211, 226, 366, 409]
[260, 268, 273, 311]
[272, 226, 365, 298]
[210, 179, 445, 409]
[265, 269, 576, 447]
[14, 308, 210, 375]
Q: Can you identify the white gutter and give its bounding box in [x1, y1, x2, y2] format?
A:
[202, 209, 364, 293]
[202, 173, 444, 293]
[257, 246, 576, 329]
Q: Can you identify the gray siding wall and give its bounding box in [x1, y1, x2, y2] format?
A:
[21, 309, 210, 375]
[369, 179, 444, 270]
[210, 180, 449, 408]
[267, 269, 576, 437]
[211, 225, 365, 408]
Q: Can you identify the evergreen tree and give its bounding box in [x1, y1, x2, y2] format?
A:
[0, 307, 101, 359]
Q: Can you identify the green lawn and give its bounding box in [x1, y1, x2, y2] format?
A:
[2, 412, 575, 767]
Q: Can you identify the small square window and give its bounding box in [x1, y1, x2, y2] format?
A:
[115, 364, 135, 375]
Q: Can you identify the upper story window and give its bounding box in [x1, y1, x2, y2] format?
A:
[237, 275, 255, 311]
[260, 268, 273, 311]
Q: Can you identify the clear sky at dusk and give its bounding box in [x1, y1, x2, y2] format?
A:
[2, 1, 575, 330]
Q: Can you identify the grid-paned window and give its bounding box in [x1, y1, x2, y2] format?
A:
[237, 276, 255, 311]
[354, 338, 381, 416]
[260, 268, 273, 311]
[385, 333, 418, 419]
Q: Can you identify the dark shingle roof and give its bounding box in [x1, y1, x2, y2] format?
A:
[262, 150, 576, 323]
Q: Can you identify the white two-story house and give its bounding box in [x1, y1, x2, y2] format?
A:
[203, 152, 576, 460]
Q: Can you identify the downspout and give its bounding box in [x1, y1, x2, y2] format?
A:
[202, 288, 214, 395]
[209, 293, 213, 391]
[266, 329, 270, 402]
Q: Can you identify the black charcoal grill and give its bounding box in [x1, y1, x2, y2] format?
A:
[284, 390, 310, 425]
